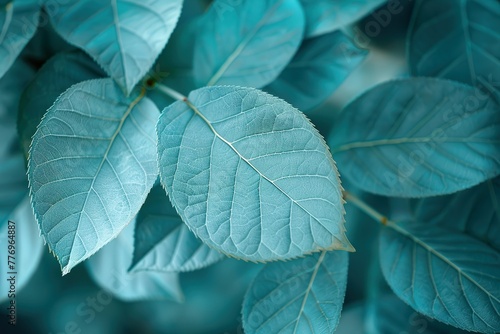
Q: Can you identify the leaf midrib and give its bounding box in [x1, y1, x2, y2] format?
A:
[65, 88, 146, 273]
[331, 137, 500, 154]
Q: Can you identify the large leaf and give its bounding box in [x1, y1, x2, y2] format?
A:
[193, 0, 304, 88]
[410, 177, 500, 251]
[130, 183, 224, 273]
[265, 30, 367, 111]
[329, 77, 500, 198]
[408, 0, 500, 87]
[0, 0, 40, 79]
[157, 86, 352, 262]
[47, 0, 183, 94]
[242, 250, 348, 334]
[298, 0, 387, 38]
[380, 221, 500, 332]
[18, 50, 104, 155]
[86, 219, 183, 302]
[28, 79, 158, 274]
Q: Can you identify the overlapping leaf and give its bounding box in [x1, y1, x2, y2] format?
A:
[130, 183, 223, 273]
[329, 77, 500, 197]
[0, 0, 40, 79]
[193, 0, 304, 88]
[265, 31, 367, 111]
[380, 221, 500, 332]
[242, 251, 348, 334]
[48, 0, 183, 94]
[28, 79, 158, 274]
[86, 219, 183, 302]
[408, 0, 500, 87]
[18, 50, 104, 155]
[298, 0, 387, 37]
[157, 86, 351, 262]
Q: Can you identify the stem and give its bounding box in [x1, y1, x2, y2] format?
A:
[343, 191, 389, 226]
[155, 83, 187, 102]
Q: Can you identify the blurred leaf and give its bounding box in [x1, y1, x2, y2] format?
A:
[131, 183, 224, 273]
[18, 50, 104, 155]
[265, 31, 367, 111]
[86, 219, 183, 302]
[193, 0, 304, 87]
[0, 1, 40, 79]
[242, 250, 348, 334]
[410, 177, 500, 251]
[408, 0, 500, 88]
[48, 0, 183, 94]
[329, 77, 500, 198]
[157, 86, 351, 262]
[28, 79, 158, 274]
[380, 221, 500, 332]
[298, 0, 387, 37]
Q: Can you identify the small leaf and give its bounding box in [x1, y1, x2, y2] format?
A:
[86, 219, 183, 302]
[193, 0, 305, 87]
[408, 0, 500, 87]
[242, 250, 348, 334]
[28, 79, 158, 274]
[157, 86, 352, 262]
[410, 177, 500, 251]
[130, 183, 224, 273]
[329, 77, 500, 198]
[48, 0, 183, 94]
[18, 50, 104, 156]
[298, 0, 387, 38]
[265, 31, 367, 111]
[380, 221, 500, 332]
[0, 1, 40, 79]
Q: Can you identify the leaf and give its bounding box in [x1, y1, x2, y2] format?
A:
[157, 86, 352, 262]
[298, 0, 387, 38]
[379, 221, 500, 333]
[28, 79, 159, 274]
[336, 294, 471, 334]
[410, 177, 500, 252]
[0, 1, 40, 79]
[329, 77, 500, 198]
[408, 0, 500, 88]
[47, 0, 183, 94]
[86, 218, 183, 302]
[242, 250, 348, 334]
[193, 0, 305, 88]
[0, 58, 36, 157]
[265, 31, 367, 111]
[130, 183, 224, 273]
[18, 50, 105, 156]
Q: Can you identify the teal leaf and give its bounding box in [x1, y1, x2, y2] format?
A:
[380, 221, 500, 332]
[157, 86, 352, 262]
[242, 250, 348, 334]
[265, 31, 367, 111]
[193, 0, 305, 88]
[130, 183, 224, 273]
[0, 1, 40, 79]
[86, 219, 183, 302]
[329, 78, 500, 198]
[28, 79, 159, 274]
[48, 0, 183, 94]
[0, 58, 35, 157]
[408, 0, 500, 87]
[298, 0, 387, 38]
[18, 50, 105, 156]
[410, 177, 500, 251]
